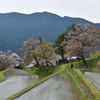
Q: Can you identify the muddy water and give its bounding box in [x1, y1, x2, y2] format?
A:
[84, 72, 100, 90]
[0, 70, 44, 100]
[16, 72, 82, 100]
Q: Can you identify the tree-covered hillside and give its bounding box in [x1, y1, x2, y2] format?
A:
[0, 12, 100, 53]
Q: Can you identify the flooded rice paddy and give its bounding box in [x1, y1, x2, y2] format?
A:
[0, 69, 44, 100]
[15, 72, 82, 100]
[0, 69, 83, 100]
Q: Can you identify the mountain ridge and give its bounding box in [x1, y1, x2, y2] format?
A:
[1, 11, 99, 24]
[0, 11, 100, 54]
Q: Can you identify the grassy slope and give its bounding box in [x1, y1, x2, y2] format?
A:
[24, 66, 61, 76]
[70, 59, 100, 72]
[66, 62, 100, 100]
[0, 69, 10, 82]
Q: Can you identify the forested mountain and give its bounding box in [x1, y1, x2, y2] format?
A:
[0, 11, 100, 54]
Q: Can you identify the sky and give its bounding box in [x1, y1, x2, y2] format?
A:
[0, 0, 100, 23]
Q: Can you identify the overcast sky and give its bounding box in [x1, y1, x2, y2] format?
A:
[0, 0, 100, 23]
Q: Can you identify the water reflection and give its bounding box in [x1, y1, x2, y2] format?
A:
[0, 69, 45, 100]
[16, 72, 82, 100]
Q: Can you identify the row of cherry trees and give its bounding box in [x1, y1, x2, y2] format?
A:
[21, 24, 100, 67]
[57, 24, 100, 64]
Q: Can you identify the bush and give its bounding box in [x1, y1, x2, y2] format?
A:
[90, 51, 100, 59]
[14, 65, 24, 69]
[87, 51, 100, 69]
[71, 62, 87, 69]
[24, 66, 61, 76]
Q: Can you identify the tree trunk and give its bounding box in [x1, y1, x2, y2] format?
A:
[61, 50, 64, 60]
[0, 61, 5, 70]
[34, 57, 40, 67]
[46, 60, 49, 67]
[45, 58, 49, 67]
[81, 54, 87, 66]
[45, 58, 53, 67]
[42, 62, 44, 67]
[46, 61, 53, 67]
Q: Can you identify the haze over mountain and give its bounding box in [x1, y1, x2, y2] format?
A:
[0, 11, 100, 54]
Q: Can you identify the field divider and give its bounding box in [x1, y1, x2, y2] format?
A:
[70, 68, 100, 100]
[0, 69, 13, 82]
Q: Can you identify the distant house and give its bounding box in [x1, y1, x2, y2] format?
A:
[67, 56, 82, 61]
[14, 63, 24, 69]
[25, 64, 34, 69]
[25, 61, 36, 69]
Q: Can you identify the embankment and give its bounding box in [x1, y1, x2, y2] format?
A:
[0, 69, 10, 82]
[66, 64, 100, 100]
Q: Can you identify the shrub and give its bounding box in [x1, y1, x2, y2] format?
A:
[24, 66, 61, 76]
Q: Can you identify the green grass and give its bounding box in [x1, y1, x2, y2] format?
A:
[0, 69, 10, 82]
[24, 66, 61, 76]
[69, 59, 100, 72]
[70, 71, 87, 100]
[93, 69, 100, 72]
[65, 63, 100, 100]
[73, 69, 100, 99]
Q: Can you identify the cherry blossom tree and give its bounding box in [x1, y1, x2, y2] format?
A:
[0, 50, 20, 70]
[54, 23, 76, 60]
[21, 37, 57, 67]
[63, 24, 100, 64]
[36, 42, 57, 67]
[20, 37, 44, 67]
